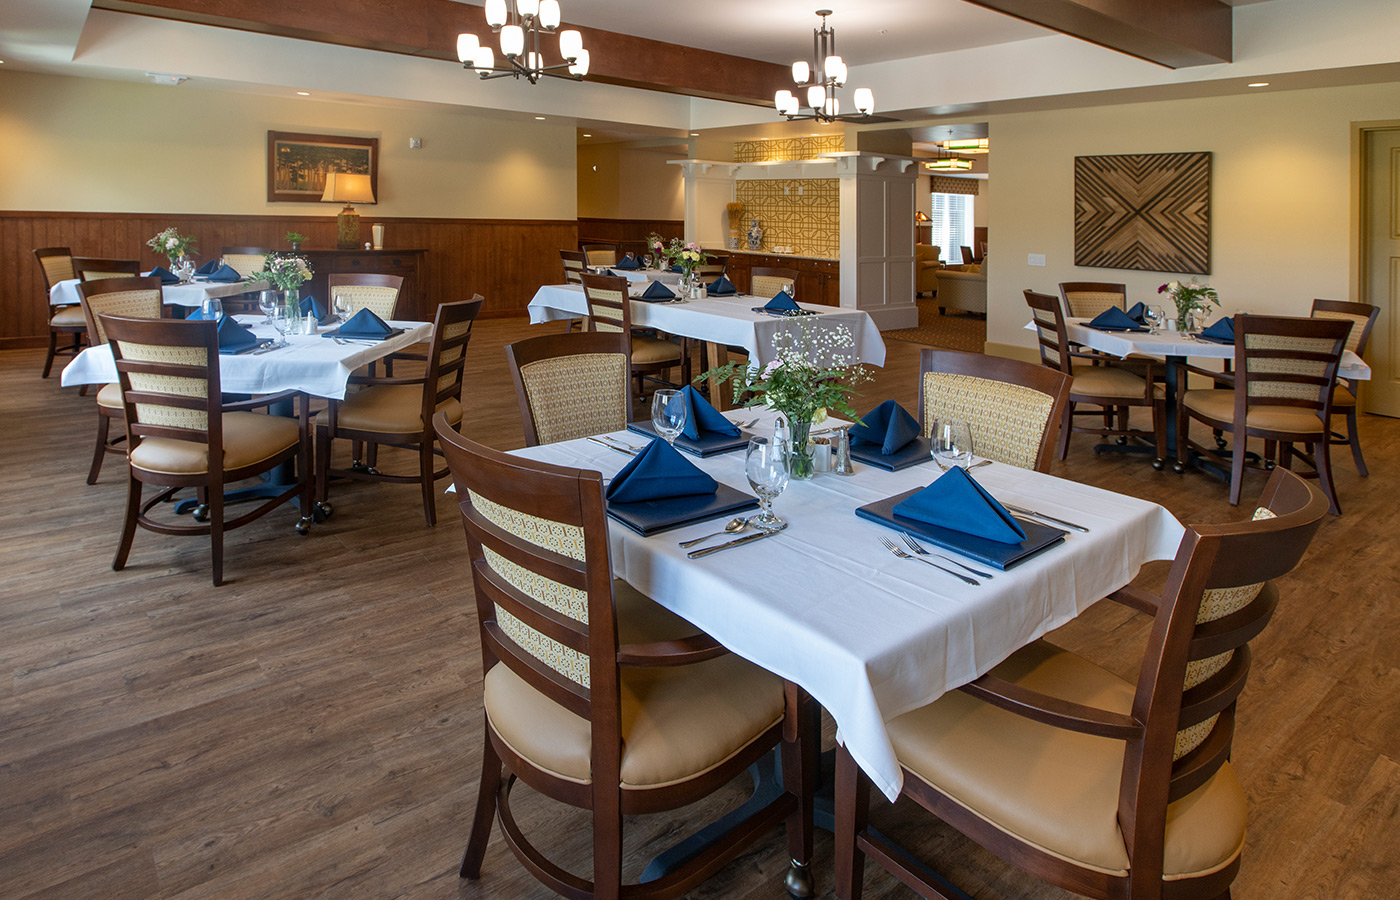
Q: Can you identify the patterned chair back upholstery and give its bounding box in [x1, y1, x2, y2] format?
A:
[750, 267, 798, 301]
[1234, 315, 1348, 408]
[34, 247, 76, 290]
[220, 249, 271, 279]
[580, 242, 618, 267]
[1059, 282, 1127, 319]
[507, 332, 631, 446]
[73, 257, 141, 283]
[327, 274, 405, 320]
[694, 257, 729, 279]
[78, 277, 164, 346]
[105, 316, 219, 445]
[560, 249, 589, 285]
[1024, 290, 1071, 373]
[1310, 299, 1379, 356]
[918, 348, 1070, 473]
[579, 273, 631, 336]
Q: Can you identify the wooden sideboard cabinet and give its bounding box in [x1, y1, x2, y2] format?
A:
[300, 249, 428, 320]
[724, 253, 840, 307]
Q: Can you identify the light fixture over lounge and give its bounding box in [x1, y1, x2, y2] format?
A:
[775, 10, 874, 124]
[457, 0, 588, 84]
[925, 158, 973, 171]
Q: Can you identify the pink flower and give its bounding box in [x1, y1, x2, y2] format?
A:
[1158, 284, 1169, 293]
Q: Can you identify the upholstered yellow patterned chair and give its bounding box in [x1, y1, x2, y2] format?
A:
[559, 248, 588, 284]
[326, 273, 404, 319]
[749, 266, 799, 301]
[315, 297, 481, 526]
[77, 276, 164, 484]
[834, 468, 1328, 900]
[73, 257, 140, 282]
[579, 240, 619, 267]
[102, 314, 312, 586]
[219, 247, 271, 279]
[433, 413, 815, 900]
[580, 272, 686, 401]
[917, 348, 1070, 473]
[1059, 281, 1127, 319]
[1310, 298, 1380, 476]
[506, 331, 631, 446]
[34, 246, 84, 378]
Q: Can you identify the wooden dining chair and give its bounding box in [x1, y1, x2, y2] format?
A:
[506, 331, 631, 446]
[579, 240, 619, 267]
[1310, 298, 1380, 475]
[326, 273, 405, 319]
[73, 257, 141, 282]
[959, 245, 975, 265]
[103, 314, 312, 586]
[1177, 314, 1351, 514]
[432, 414, 815, 900]
[580, 272, 687, 402]
[315, 296, 482, 526]
[35, 247, 86, 378]
[1059, 281, 1128, 319]
[219, 246, 271, 278]
[917, 348, 1071, 473]
[1026, 290, 1167, 468]
[559, 248, 589, 284]
[750, 266, 798, 300]
[77, 276, 164, 484]
[694, 255, 730, 279]
[834, 467, 1329, 900]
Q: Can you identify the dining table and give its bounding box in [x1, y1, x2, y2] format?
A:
[51, 276, 273, 309]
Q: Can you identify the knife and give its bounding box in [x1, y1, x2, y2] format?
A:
[687, 528, 779, 559]
[586, 436, 638, 456]
[1002, 503, 1090, 533]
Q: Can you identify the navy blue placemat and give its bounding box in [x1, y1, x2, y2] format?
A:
[855, 487, 1066, 570]
[626, 420, 749, 457]
[606, 482, 759, 537]
[847, 437, 935, 472]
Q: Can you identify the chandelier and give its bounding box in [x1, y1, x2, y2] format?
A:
[456, 0, 589, 84]
[774, 10, 874, 124]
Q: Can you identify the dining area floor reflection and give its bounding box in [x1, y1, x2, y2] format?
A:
[1, 315, 1397, 900]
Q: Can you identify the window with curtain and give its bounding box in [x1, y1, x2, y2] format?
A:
[930, 193, 974, 264]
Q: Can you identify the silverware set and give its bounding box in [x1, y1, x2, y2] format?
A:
[586, 435, 642, 456]
[877, 536, 980, 586]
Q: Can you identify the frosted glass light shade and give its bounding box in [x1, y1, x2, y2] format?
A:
[806, 85, 825, 109]
[774, 89, 793, 111]
[485, 0, 507, 27]
[823, 97, 839, 117]
[853, 88, 874, 114]
[568, 48, 589, 76]
[825, 56, 845, 85]
[539, 0, 561, 28]
[517, 0, 539, 16]
[783, 94, 800, 115]
[474, 46, 496, 70]
[791, 61, 809, 84]
[559, 28, 582, 60]
[527, 51, 543, 72]
[500, 24, 524, 57]
[456, 33, 479, 63]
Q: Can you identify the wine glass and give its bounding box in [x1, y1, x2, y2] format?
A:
[643, 255, 653, 269]
[745, 436, 790, 532]
[1146, 304, 1166, 334]
[781, 280, 796, 300]
[931, 418, 975, 470]
[200, 297, 222, 322]
[651, 389, 686, 445]
[332, 291, 352, 323]
[269, 305, 291, 347]
[258, 290, 279, 324]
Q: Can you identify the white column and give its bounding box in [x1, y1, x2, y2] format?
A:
[836, 153, 919, 330]
[672, 160, 738, 250]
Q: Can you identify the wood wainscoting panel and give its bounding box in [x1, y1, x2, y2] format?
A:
[0, 212, 581, 347]
[576, 218, 683, 260]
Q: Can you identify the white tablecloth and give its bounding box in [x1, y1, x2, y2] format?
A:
[605, 267, 682, 284]
[529, 284, 887, 368]
[510, 410, 1184, 800]
[59, 316, 432, 400]
[50, 277, 272, 308]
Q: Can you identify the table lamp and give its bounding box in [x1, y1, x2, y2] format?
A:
[321, 172, 376, 250]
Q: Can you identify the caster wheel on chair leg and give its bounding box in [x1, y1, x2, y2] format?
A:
[1116, 436, 1128, 445]
[1172, 462, 1185, 474]
[192, 504, 210, 523]
[1152, 458, 1164, 471]
[314, 502, 333, 522]
[784, 859, 814, 899]
[295, 517, 312, 535]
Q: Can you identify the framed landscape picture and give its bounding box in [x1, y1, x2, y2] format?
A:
[266, 131, 378, 203]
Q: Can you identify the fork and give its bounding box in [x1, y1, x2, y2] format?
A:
[899, 532, 994, 579]
[878, 537, 979, 586]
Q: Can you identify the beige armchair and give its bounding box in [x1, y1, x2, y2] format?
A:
[934, 258, 986, 315]
[915, 244, 942, 297]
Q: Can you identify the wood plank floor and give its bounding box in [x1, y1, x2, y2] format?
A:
[2, 318, 1397, 900]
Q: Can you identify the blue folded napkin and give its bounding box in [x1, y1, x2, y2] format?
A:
[185, 307, 221, 321]
[149, 266, 180, 285]
[332, 307, 396, 338]
[1089, 305, 1146, 332]
[849, 400, 920, 455]
[216, 316, 260, 355]
[614, 255, 642, 270]
[892, 466, 1027, 544]
[640, 281, 676, 300]
[1125, 301, 1148, 323]
[195, 260, 219, 276]
[707, 274, 737, 295]
[605, 438, 718, 504]
[764, 291, 800, 312]
[670, 264, 683, 274]
[1198, 316, 1236, 344]
[669, 385, 741, 441]
[207, 264, 242, 283]
[298, 295, 336, 325]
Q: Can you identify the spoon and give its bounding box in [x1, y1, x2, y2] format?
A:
[678, 517, 749, 548]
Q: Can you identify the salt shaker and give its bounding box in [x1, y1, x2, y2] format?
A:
[302, 312, 315, 334]
[832, 426, 855, 476]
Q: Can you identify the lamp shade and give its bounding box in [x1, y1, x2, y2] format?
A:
[474, 46, 496, 70]
[775, 89, 794, 112]
[321, 172, 376, 205]
[853, 87, 874, 114]
[456, 32, 479, 64]
[500, 24, 524, 57]
[526, 51, 543, 72]
[517, 0, 539, 16]
[568, 48, 589, 76]
[538, 0, 561, 28]
[559, 28, 582, 60]
[791, 61, 809, 84]
[806, 85, 825, 109]
[485, 0, 507, 27]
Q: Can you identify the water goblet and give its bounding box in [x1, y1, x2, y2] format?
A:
[1146, 304, 1166, 334]
[651, 389, 686, 446]
[643, 255, 653, 269]
[931, 418, 975, 470]
[332, 292, 352, 323]
[781, 280, 796, 300]
[269, 305, 291, 348]
[200, 297, 223, 322]
[745, 436, 790, 532]
[258, 290, 279, 324]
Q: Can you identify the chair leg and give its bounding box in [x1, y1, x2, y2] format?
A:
[1314, 437, 1341, 515]
[782, 683, 818, 899]
[592, 787, 623, 900]
[1057, 404, 1072, 460]
[315, 425, 332, 508]
[89, 411, 112, 485]
[1344, 407, 1368, 477]
[112, 474, 142, 572]
[209, 484, 225, 586]
[1151, 397, 1167, 465]
[419, 439, 437, 527]
[43, 328, 59, 378]
[1228, 433, 1246, 507]
[833, 744, 871, 900]
[460, 726, 503, 879]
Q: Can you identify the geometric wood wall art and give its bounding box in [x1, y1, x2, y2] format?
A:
[1074, 152, 1211, 274]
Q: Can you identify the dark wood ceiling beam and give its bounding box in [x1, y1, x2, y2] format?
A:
[93, 0, 788, 106]
[962, 0, 1232, 68]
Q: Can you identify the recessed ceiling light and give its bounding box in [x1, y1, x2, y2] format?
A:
[582, 133, 592, 137]
[535, 116, 546, 120]
[690, 132, 699, 136]
[296, 91, 310, 96]
[1247, 82, 1270, 88]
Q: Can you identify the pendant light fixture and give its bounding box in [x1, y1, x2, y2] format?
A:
[457, 0, 589, 84]
[775, 10, 874, 123]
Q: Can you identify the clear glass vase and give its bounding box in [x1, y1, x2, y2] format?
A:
[787, 417, 815, 480]
[282, 288, 300, 320]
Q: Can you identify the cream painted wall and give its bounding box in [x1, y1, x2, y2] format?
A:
[576, 142, 683, 220]
[0, 70, 576, 219]
[984, 82, 1396, 353]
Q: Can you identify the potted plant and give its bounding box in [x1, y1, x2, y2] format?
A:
[286, 231, 308, 251]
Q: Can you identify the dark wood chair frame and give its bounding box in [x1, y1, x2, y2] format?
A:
[315, 296, 482, 526]
[560, 248, 589, 284]
[579, 240, 620, 267]
[1026, 290, 1167, 468]
[1057, 281, 1127, 316]
[959, 245, 975, 265]
[835, 467, 1329, 900]
[72, 257, 141, 282]
[35, 246, 85, 378]
[580, 273, 689, 401]
[1176, 314, 1350, 515]
[433, 415, 817, 900]
[748, 266, 799, 300]
[103, 314, 312, 586]
[506, 331, 632, 447]
[1311, 298, 1380, 476]
[219, 246, 273, 273]
[916, 347, 1072, 474]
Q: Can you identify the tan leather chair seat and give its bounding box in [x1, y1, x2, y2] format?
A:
[316, 385, 463, 434]
[1070, 365, 1162, 400]
[1331, 384, 1356, 408]
[96, 383, 123, 409]
[129, 411, 300, 475]
[887, 640, 1246, 879]
[630, 336, 682, 366]
[1183, 389, 1325, 433]
[50, 306, 86, 327]
[485, 582, 784, 790]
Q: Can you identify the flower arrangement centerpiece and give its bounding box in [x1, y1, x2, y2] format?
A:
[147, 228, 198, 276]
[647, 233, 711, 293]
[699, 319, 870, 479]
[1158, 278, 1220, 332]
[257, 253, 314, 314]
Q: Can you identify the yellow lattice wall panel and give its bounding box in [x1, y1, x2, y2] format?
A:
[734, 179, 839, 259]
[734, 135, 845, 163]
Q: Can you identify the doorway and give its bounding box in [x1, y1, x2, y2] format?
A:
[1359, 124, 1400, 417]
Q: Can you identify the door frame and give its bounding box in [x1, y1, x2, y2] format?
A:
[1349, 120, 1400, 412]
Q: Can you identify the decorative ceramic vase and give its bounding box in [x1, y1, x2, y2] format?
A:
[727, 231, 740, 250]
[747, 219, 763, 251]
